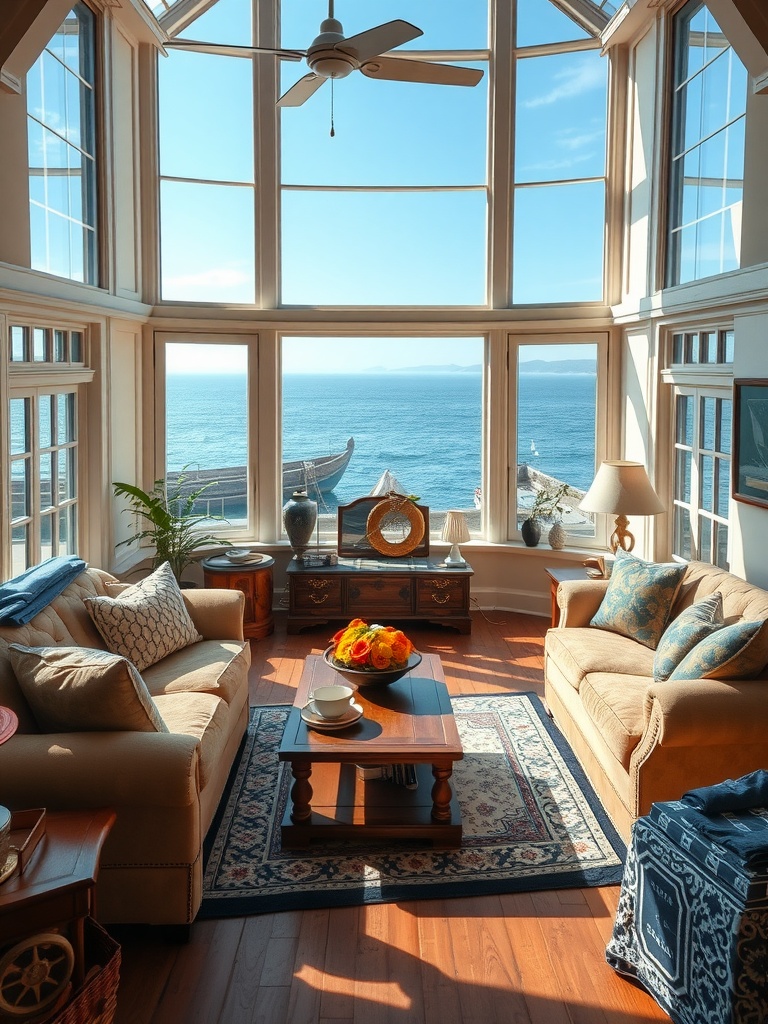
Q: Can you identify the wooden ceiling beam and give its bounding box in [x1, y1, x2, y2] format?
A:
[1, 0, 74, 93]
[707, 0, 768, 93]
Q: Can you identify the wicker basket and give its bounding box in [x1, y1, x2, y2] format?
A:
[49, 918, 120, 1024]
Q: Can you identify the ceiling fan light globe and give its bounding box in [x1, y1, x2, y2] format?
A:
[309, 55, 355, 79]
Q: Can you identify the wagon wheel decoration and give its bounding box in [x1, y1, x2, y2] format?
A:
[0, 933, 74, 1018]
[366, 495, 425, 557]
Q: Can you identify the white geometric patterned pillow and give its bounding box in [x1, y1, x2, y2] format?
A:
[84, 561, 202, 671]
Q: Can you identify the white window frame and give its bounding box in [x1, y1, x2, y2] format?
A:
[662, 325, 733, 568]
[507, 332, 609, 548]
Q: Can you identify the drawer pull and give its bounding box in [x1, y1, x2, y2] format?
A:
[310, 593, 329, 605]
[308, 580, 331, 590]
[431, 593, 450, 605]
[428, 579, 451, 589]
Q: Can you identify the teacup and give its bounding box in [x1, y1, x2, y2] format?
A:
[311, 684, 355, 719]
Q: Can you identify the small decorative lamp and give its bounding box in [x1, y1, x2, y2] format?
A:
[579, 461, 665, 553]
[442, 510, 471, 566]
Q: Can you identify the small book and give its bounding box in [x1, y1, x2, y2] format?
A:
[355, 763, 418, 789]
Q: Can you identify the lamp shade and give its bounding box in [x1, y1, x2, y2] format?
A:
[579, 461, 665, 516]
[442, 510, 471, 544]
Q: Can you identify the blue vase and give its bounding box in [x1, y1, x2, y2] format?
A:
[282, 490, 318, 558]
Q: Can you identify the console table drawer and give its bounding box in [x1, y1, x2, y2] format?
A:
[291, 576, 343, 612]
[347, 576, 413, 614]
[416, 577, 468, 613]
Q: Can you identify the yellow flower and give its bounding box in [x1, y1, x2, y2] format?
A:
[330, 619, 416, 669]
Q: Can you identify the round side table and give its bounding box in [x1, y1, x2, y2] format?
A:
[202, 555, 275, 640]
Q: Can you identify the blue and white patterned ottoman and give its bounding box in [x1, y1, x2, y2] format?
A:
[606, 800, 768, 1024]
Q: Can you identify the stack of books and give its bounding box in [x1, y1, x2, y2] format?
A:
[356, 763, 418, 789]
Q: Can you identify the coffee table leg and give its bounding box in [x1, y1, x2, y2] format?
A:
[289, 760, 313, 824]
[431, 763, 454, 822]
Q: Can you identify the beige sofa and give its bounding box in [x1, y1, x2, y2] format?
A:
[544, 560, 768, 842]
[0, 567, 250, 926]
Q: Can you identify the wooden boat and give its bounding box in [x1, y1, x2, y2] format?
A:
[282, 437, 355, 496]
[164, 438, 355, 518]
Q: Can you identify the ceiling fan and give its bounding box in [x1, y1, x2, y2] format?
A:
[164, 1, 484, 108]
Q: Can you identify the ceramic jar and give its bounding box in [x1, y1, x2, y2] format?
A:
[282, 490, 318, 558]
[521, 518, 541, 547]
[548, 521, 567, 550]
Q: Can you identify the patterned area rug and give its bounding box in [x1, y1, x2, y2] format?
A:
[199, 693, 625, 918]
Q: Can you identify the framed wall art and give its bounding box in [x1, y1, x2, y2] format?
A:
[733, 379, 768, 508]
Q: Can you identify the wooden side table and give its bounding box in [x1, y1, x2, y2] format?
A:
[0, 808, 115, 1005]
[202, 555, 275, 640]
[544, 566, 592, 628]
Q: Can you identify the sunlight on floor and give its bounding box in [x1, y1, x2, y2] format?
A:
[294, 964, 413, 1009]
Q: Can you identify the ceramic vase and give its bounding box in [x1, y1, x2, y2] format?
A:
[521, 518, 541, 547]
[548, 520, 567, 550]
[282, 490, 318, 558]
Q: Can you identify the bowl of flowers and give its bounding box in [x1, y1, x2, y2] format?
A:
[323, 618, 421, 687]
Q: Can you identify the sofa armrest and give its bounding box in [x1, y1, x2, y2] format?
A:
[555, 579, 610, 627]
[644, 678, 768, 746]
[182, 588, 245, 641]
[0, 732, 201, 811]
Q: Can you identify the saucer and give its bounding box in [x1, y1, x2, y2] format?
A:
[301, 700, 363, 731]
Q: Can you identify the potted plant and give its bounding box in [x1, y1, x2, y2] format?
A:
[521, 482, 573, 548]
[113, 468, 229, 583]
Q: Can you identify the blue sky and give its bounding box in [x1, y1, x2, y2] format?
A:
[158, 0, 606, 309]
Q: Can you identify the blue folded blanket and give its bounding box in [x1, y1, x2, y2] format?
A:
[681, 771, 768, 868]
[682, 770, 768, 815]
[0, 555, 87, 626]
[678, 806, 768, 868]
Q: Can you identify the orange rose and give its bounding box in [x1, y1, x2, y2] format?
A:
[350, 637, 372, 665]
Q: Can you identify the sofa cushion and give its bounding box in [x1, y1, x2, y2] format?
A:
[590, 549, 687, 649]
[153, 691, 231, 789]
[653, 592, 725, 681]
[579, 673, 650, 769]
[142, 640, 249, 704]
[545, 627, 655, 691]
[84, 562, 202, 672]
[8, 643, 168, 733]
[669, 619, 768, 681]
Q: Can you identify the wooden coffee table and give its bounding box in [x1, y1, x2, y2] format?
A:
[278, 653, 463, 848]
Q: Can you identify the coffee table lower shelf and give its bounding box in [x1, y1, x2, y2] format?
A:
[280, 761, 462, 848]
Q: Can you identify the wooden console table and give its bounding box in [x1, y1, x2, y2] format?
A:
[286, 557, 473, 634]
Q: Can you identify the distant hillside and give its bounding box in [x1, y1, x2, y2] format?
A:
[519, 359, 596, 374]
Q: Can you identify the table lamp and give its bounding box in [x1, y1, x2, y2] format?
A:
[442, 510, 470, 566]
[579, 461, 665, 553]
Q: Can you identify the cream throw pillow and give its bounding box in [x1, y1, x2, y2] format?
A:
[84, 561, 202, 672]
[9, 643, 168, 733]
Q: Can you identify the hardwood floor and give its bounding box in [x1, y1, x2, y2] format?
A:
[111, 610, 670, 1024]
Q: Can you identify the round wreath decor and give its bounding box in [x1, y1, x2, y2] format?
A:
[366, 497, 425, 557]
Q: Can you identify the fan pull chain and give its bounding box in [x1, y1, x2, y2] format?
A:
[330, 78, 335, 138]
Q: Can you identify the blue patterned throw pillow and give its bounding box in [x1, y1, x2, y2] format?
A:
[669, 619, 768, 680]
[653, 592, 724, 681]
[590, 549, 687, 649]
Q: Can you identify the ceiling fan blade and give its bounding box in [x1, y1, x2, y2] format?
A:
[334, 20, 423, 63]
[277, 73, 326, 107]
[360, 57, 484, 87]
[165, 39, 304, 61]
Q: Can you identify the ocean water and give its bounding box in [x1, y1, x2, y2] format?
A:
[166, 371, 597, 510]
